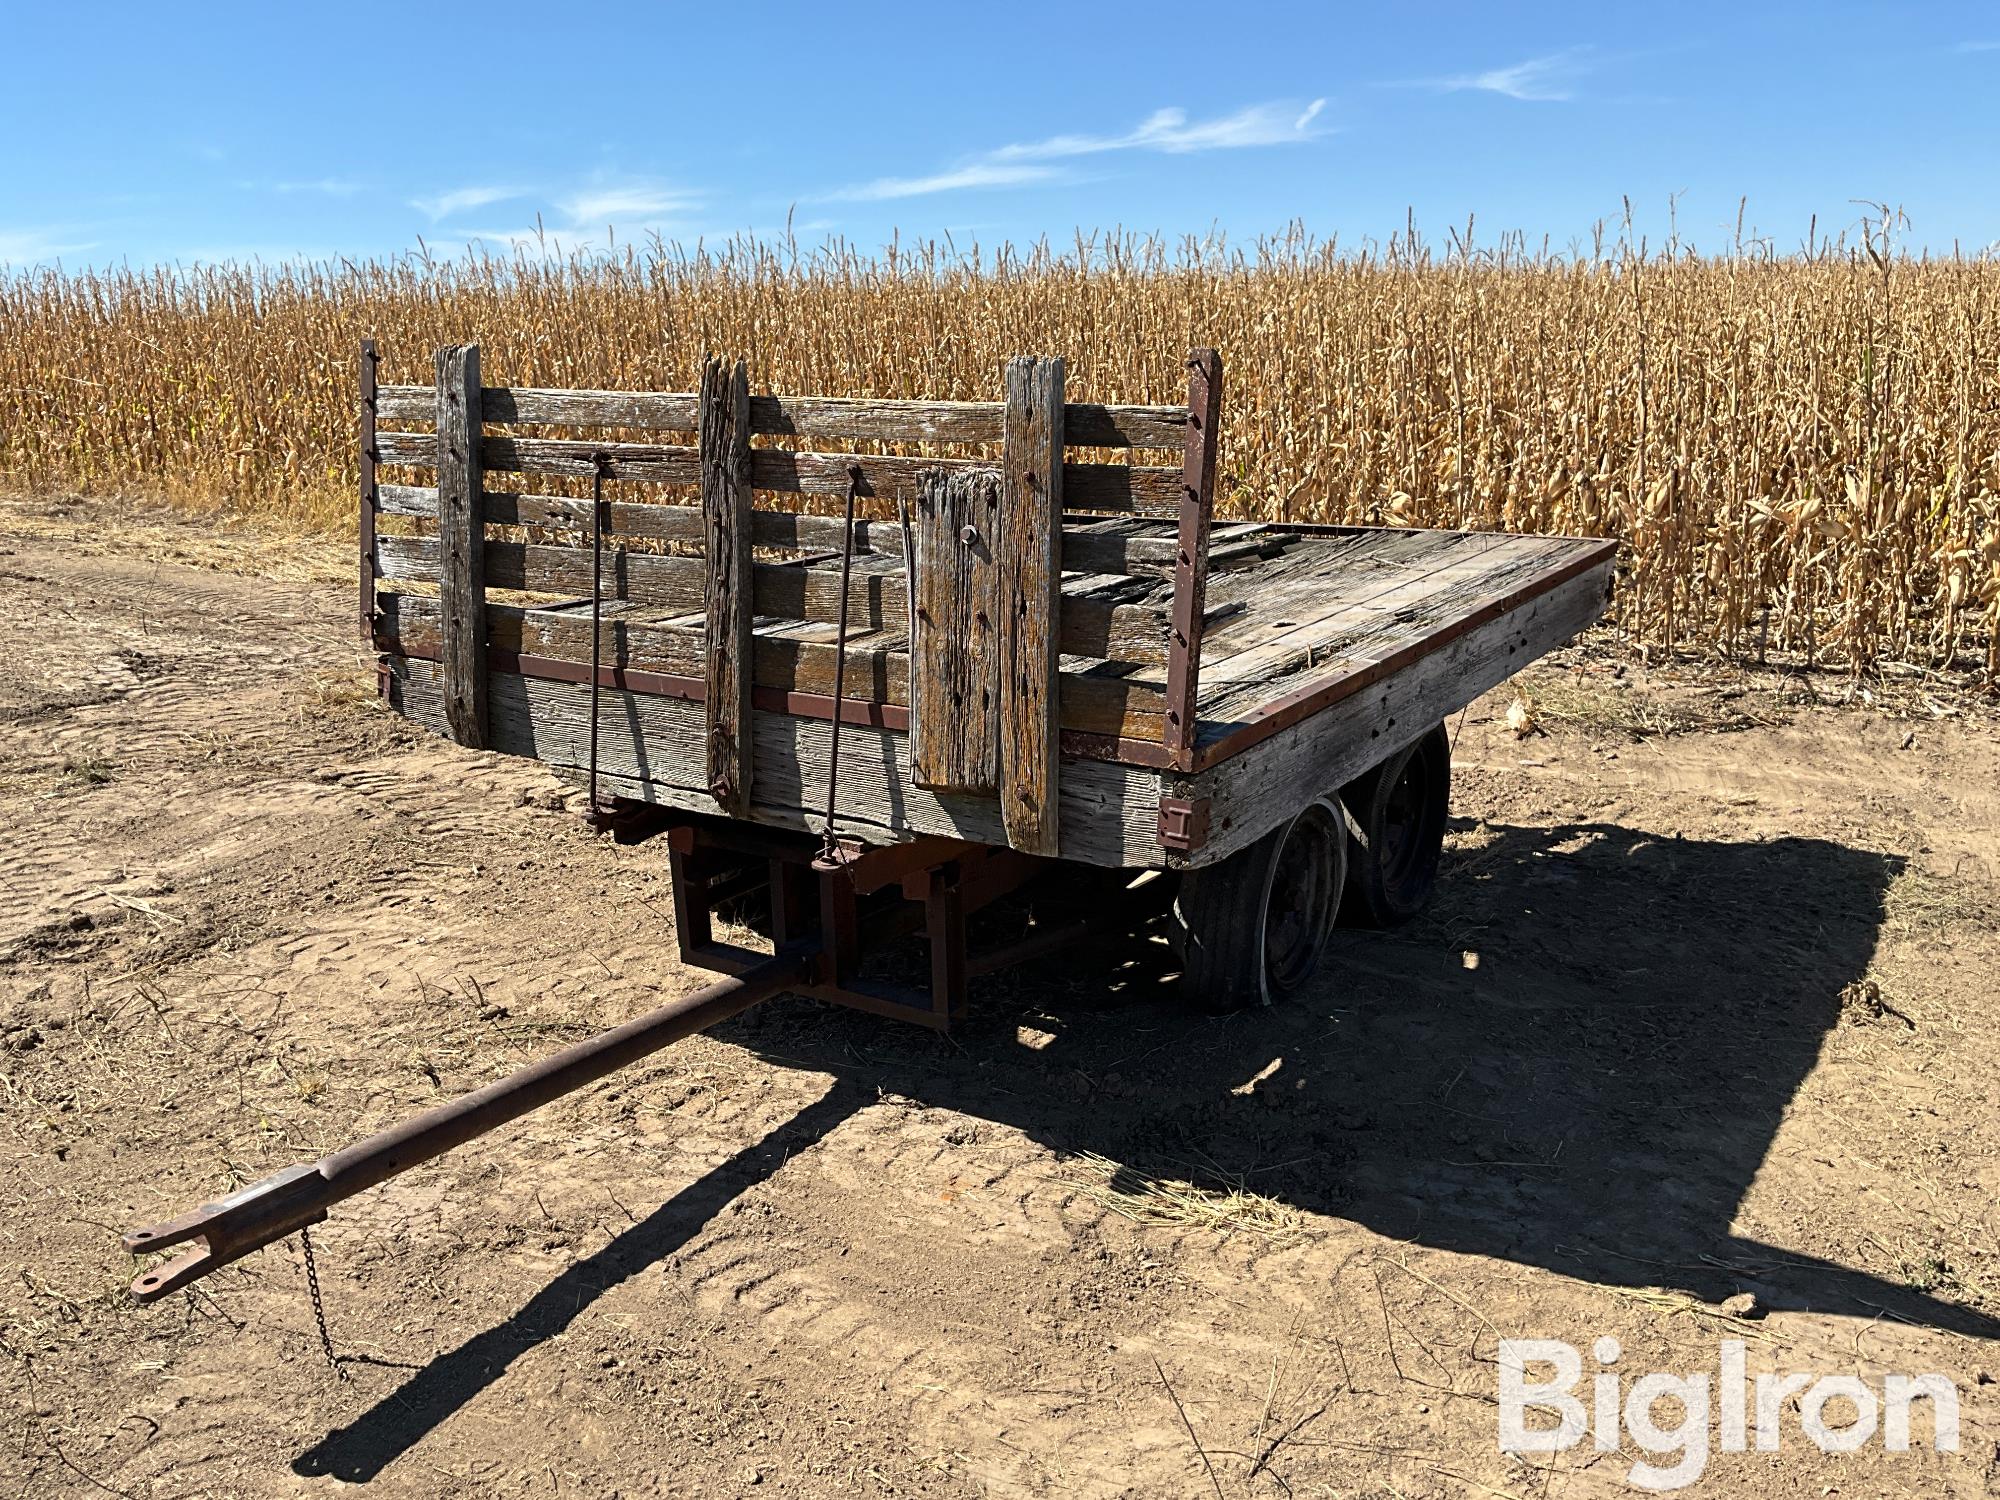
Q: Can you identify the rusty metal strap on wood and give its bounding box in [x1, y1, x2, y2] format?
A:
[818, 466, 864, 867]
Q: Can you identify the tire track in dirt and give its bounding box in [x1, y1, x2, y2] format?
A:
[649, 1097, 1270, 1495]
[9, 506, 1998, 1499]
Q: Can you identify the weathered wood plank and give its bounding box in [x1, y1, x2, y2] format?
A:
[999, 355, 1065, 855]
[485, 435, 701, 484]
[748, 449, 1177, 511]
[376, 483, 1177, 573]
[386, 655, 1168, 868]
[377, 593, 1168, 738]
[1197, 537, 1567, 723]
[379, 432, 1179, 511]
[700, 356, 755, 815]
[375, 536, 1174, 665]
[909, 467, 1003, 794]
[1174, 557, 1615, 869]
[376, 384, 1188, 448]
[750, 394, 1186, 449]
[434, 345, 486, 748]
[1198, 533, 1513, 689]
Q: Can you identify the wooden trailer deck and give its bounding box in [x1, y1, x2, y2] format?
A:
[364, 346, 1615, 871]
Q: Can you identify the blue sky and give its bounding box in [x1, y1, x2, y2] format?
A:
[4, 1, 1997, 270]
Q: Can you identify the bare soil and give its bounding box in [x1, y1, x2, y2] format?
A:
[3, 493, 1996, 1498]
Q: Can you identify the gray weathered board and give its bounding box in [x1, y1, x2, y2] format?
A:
[386, 655, 1168, 867]
[699, 355, 754, 815]
[998, 356, 1065, 855]
[908, 467, 1003, 795]
[384, 554, 1613, 871]
[1166, 555, 1616, 866]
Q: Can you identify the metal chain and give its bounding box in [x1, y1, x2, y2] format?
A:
[818, 466, 863, 866]
[299, 1224, 348, 1381]
[588, 451, 611, 817]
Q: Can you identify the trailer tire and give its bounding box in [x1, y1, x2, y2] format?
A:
[1338, 722, 1451, 928]
[1175, 798, 1347, 1012]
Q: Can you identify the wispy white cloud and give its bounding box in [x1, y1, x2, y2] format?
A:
[0, 225, 97, 266]
[270, 178, 364, 197]
[411, 185, 524, 221]
[559, 183, 704, 224]
[232, 177, 364, 198]
[443, 175, 706, 255]
[823, 97, 1329, 202]
[1957, 39, 2000, 52]
[991, 98, 1330, 162]
[1404, 48, 1593, 102]
[829, 163, 1060, 203]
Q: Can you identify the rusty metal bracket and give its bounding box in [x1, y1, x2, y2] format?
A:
[1156, 795, 1211, 854]
[125, 1165, 331, 1303]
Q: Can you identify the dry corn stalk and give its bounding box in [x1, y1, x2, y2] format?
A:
[1, 226, 1994, 678]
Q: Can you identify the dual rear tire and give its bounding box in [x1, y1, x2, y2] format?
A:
[1175, 798, 1348, 1013]
[1175, 724, 1452, 1012]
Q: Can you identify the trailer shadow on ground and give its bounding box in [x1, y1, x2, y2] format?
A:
[873, 816, 1998, 1340]
[295, 815, 1995, 1482]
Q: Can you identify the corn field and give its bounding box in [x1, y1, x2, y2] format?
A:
[2, 230, 1996, 678]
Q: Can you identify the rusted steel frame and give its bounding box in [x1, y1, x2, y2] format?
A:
[964, 879, 1168, 978]
[661, 818, 1107, 1027]
[965, 917, 1098, 977]
[358, 339, 379, 638]
[920, 844, 1045, 916]
[666, 820, 1004, 1027]
[1163, 350, 1223, 771]
[964, 911, 1142, 979]
[587, 797, 680, 845]
[836, 833, 986, 895]
[808, 975, 952, 1031]
[381, 639, 1176, 768]
[664, 815, 975, 898]
[665, 816, 820, 864]
[667, 846, 715, 952]
[921, 865, 968, 1025]
[122, 945, 815, 1303]
[1188, 541, 1619, 772]
[770, 859, 811, 945]
[818, 864, 861, 987]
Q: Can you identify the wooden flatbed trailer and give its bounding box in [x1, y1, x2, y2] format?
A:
[119, 344, 1613, 1303]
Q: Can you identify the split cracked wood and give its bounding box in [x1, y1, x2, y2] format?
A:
[700, 356, 754, 815]
[909, 466, 1003, 794]
[434, 343, 485, 748]
[1000, 355, 1065, 855]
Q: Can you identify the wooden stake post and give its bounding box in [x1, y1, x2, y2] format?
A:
[909, 468, 1003, 794]
[998, 356, 1064, 856]
[700, 356, 755, 815]
[434, 343, 486, 748]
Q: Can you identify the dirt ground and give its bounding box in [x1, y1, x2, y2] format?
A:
[3, 492, 1996, 1499]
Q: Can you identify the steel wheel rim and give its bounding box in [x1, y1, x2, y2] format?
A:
[1379, 745, 1426, 888]
[1263, 804, 1340, 993]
